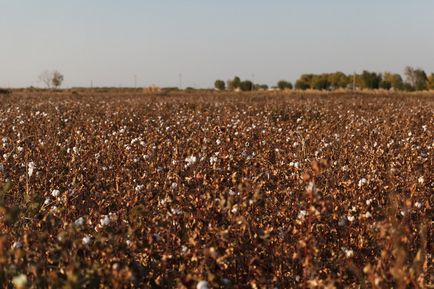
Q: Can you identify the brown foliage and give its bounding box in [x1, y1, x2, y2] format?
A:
[0, 91, 432, 288]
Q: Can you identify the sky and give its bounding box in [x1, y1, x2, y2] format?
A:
[1, 0, 434, 88]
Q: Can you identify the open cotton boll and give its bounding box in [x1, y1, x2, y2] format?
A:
[100, 215, 110, 226]
[27, 162, 36, 177]
[196, 281, 209, 289]
[51, 189, 60, 197]
[74, 217, 84, 227]
[12, 274, 27, 289]
[82, 235, 91, 245]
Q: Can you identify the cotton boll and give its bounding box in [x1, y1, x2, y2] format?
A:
[51, 189, 60, 198]
[297, 210, 307, 219]
[12, 274, 27, 289]
[82, 235, 91, 245]
[74, 217, 84, 227]
[100, 215, 110, 226]
[12, 241, 22, 249]
[28, 162, 36, 177]
[196, 281, 209, 289]
[358, 178, 367, 187]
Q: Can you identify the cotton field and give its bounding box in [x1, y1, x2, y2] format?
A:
[0, 91, 432, 288]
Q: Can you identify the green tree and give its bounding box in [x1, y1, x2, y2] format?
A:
[329, 72, 350, 89]
[51, 71, 64, 89]
[359, 71, 382, 89]
[227, 76, 241, 90]
[295, 74, 314, 90]
[311, 74, 331, 90]
[214, 80, 226, 91]
[255, 84, 269, 90]
[382, 72, 404, 90]
[239, 80, 253, 91]
[277, 80, 293, 90]
[428, 73, 434, 90]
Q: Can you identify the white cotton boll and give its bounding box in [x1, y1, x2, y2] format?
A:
[74, 217, 84, 227]
[51, 189, 60, 198]
[414, 202, 422, 209]
[297, 210, 307, 219]
[171, 182, 177, 190]
[358, 178, 367, 187]
[12, 274, 27, 289]
[12, 241, 22, 249]
[82, 235, 91, 245]
[209, 156, 218, 165]
[43, 198, 51, 205]
[418, 176, 424, 184]
[347, 215, 355, 222]
[364, 212, 372, 218]
[228, 189, 236, 196]
[135, 185, 144, 192]
[73, 147, 79, 154]
[196, 281, 209, 289]
[231, 205, 238, 214]
[366, 198, 373, 206]
[17, 146, 23, 152]
[27, 162, 36, 177]
[185, 155, 197, 167]
[216, 139, 221, 145]
[344, 249, 354, 258]
[100, 215, 110, 226]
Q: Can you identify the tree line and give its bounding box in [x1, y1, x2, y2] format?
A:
[215, 66, 434, 91]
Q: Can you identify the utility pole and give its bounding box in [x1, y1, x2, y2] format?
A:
[353, 72, 356, 91]
[178, 73, 183, 89]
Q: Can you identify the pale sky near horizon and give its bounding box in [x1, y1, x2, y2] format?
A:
[1, 0, 433, 88]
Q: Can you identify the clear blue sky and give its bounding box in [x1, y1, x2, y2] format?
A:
[1, 0, 433, 88]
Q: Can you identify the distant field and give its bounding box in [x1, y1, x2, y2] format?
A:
[0, 91, 432, 288]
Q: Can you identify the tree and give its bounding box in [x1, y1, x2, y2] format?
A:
[51, 71, 64, 89]
[311, 74, 331, 90]
[414, 70, 428, 90]
[404, 66, 428, 90]
[39, 70, 53, 88]
[227, 76, 241, 90]
[329, 72, 350, 89]
[239, 80, 253, 91]
[295, 74, 314, 90]
[277, 80, 293, 90]
[428, 73, 434, 90]
[382, 72, 404, 90]
[39, 70, 64, 89]
[359, 71, 382, 89]
[255, 84, 269, 91]
[214, 80, 226, 91]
